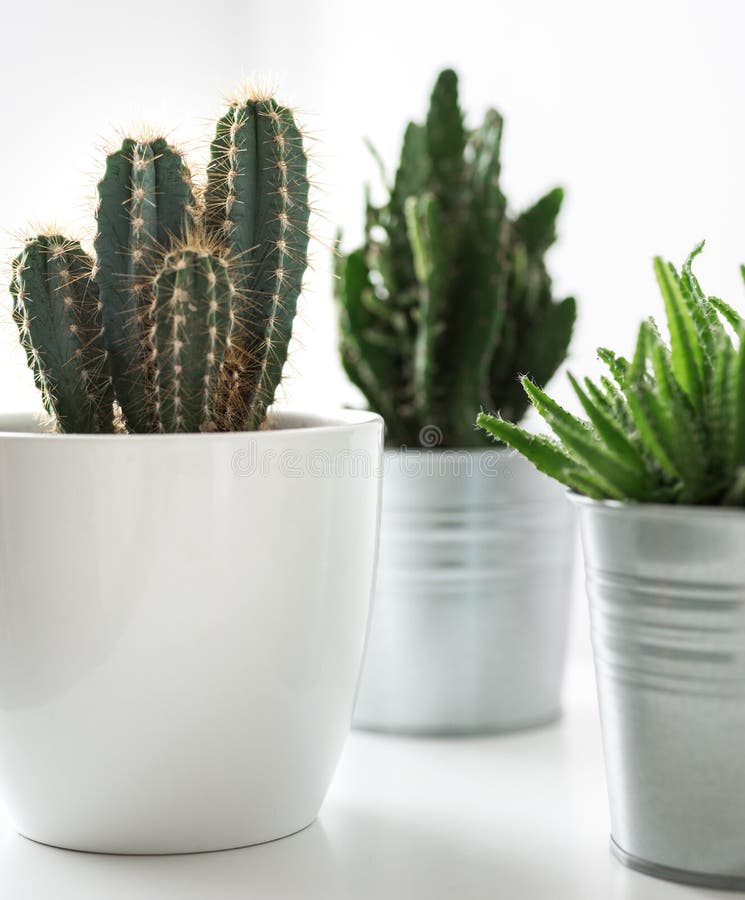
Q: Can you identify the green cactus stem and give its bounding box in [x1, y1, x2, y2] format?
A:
[205, 93, 310, 430]
[149, 243, 234, 433]
[10, 235, 114, 433]
[95, 137, 195, 432]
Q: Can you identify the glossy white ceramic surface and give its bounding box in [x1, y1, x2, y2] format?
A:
[0, 410, 383, 854]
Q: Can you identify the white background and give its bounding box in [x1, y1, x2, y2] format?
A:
[1, 0, 744, 419]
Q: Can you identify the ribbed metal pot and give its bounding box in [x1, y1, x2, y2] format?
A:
[353, 448, 575, 735]
[575, 497, 745, 890]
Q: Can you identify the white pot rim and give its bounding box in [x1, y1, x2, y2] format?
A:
[568, 491, 745, 520]
[0, 408, 382, 443]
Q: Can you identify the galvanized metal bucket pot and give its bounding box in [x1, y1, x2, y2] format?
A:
[353, 448, 575, 735]
[575, 497, 745, 890]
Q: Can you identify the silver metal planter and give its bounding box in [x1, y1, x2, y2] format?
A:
[575, 497, 745, 890]
[353, 448, 575, 735]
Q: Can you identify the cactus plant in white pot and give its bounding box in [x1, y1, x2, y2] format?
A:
[335, 69, 577, 735]
[0, 86, 383, 854]
[478, 243, 745, 890]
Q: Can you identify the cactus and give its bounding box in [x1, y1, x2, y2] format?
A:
[477, 243, 745, 506]
[10, 235, 114, 433]
[150, 242, 234, 433]
[205, 92, 310, 430]
[8, 86, 310, 435]
[335, 68, 575, 448]
[95, 137, 195, 432]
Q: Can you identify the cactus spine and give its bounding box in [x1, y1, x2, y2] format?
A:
[335, 69, 576, 448]
[205, 95, 310, 430]
[10, 236, 114, 433]
[8, 86, 310, 435]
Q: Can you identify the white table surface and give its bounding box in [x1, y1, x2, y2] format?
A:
[0, 654, 733, 900]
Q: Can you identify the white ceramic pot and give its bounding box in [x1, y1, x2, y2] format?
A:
[0, 410, 382, 854]
[354, 448, 575, 734]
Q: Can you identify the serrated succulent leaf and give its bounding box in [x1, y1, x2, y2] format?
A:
[654, 256, 703, 408]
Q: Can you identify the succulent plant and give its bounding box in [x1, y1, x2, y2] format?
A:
[478, 243, 745, 506]
[9, 89, 310, 434]
[335, 68, 575, 448]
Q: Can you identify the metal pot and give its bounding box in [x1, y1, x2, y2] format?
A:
[575, 496, 745, 890]
[354, 448, 575, 735]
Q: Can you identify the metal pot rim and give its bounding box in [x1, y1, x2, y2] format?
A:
[383, 445, 515, 457]
[568, 491, 745, 521]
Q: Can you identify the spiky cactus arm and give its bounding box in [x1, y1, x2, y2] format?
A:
[334, 245, 416, 442]
[393, 83, 506, 446]
[490, 188, 576, 423]
[424, 69, 465, 219]
[384, 122, 429, 296]
[10, 236, 115, 433]
[357, 125, 433, 438]
[205, 96, 310, 430]
[95, 137, 194, 432]
[405, 193, 450, 429]
[150, 246, 233, 433]
[436, 102, 508, 447]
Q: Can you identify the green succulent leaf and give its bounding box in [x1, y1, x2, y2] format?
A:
[477, 244, 745, 506]
[653, 257, 704, 409]
[477, 412, 577, 483]
[513, 187, 563, 256]
[709, 295, 743, 330]
[521, 377, 650, 499]
[567, 372, 647, 477]
[732, 325, 745, 468]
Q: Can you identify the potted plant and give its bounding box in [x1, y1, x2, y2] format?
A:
[335, 69, 576, 735]
[478, 243, 745, 889]
[0, 87, 383, 854]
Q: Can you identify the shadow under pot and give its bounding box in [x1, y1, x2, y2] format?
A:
[574, 497, 745, 891]
[354, 447, 576, 735]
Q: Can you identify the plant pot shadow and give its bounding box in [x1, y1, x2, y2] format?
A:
[0, 797, 718, 899]
[0, 808, 583, 900]
[0, 817, 338, 900]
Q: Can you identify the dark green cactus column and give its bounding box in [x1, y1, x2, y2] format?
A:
[10, 235, 114, 433]
[150, 245, 234, 433]
[205, 95, 310, 430]
[95, 137, 195, 432]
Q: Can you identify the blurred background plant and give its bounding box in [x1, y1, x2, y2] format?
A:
[335, 68, 574, 447]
